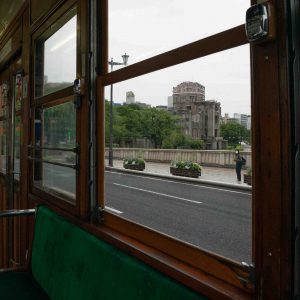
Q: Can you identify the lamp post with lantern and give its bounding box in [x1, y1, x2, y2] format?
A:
[108, 53, 129, 167]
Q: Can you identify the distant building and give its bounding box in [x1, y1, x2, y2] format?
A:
[156, 105, 168, 110]
[167, 96, 173, 109]
[247, 115, 251, 130]
[240, 114, 248, 128]
[126, 91, 135, 104]
[233, 113, 241, 124]
[172, 81, 226, 150]
[222, 113, 251, 130]
[227, 117, 239, 124]
[135, 102, 151, 109]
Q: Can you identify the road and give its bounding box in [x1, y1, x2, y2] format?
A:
[105, 170, 252, 263]
[40, 165, 252, 263]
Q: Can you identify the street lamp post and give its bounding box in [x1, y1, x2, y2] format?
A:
[108, 53, 129, 167]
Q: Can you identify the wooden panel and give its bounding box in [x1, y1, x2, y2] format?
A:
[0, 176, 8, 268]
[251, 0, 292, 299]
[30, 0, 62, 25]
[0, 22, 22, 71]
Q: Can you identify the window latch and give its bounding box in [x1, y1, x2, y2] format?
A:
[73, 78, 82, 109]
[237, 262, 255, 287]
[90, 205, 104, 224]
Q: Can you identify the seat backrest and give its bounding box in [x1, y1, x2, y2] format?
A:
[31, 206, 206, 300]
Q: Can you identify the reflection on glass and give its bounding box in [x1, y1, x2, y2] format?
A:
[35, 15, 77, 97]
[104, 45, 252, 262]
[109, 0, 250, 66]
[43, 102, 76, 148]
[33, 101, 76, 201]
[15, 74, 22, 111]
[0, 120, 6, 173]
[41, 164, 76, 199]
[0, 83, 7, 117]
[14, 116, 21, 179]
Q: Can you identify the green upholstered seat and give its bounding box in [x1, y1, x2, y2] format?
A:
[0, 271, 50, 300]
[31, 206, 207, 300]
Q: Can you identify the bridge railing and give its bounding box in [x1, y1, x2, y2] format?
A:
[105, 148, 252, 168]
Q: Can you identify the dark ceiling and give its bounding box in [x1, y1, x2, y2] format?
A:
[0, 0, 25, 38]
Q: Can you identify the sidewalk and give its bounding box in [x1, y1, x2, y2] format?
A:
[106, 159, 249, 186]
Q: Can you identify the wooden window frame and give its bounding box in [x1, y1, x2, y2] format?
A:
[96, 0, 292, 299]
[29, 0, 89, 219]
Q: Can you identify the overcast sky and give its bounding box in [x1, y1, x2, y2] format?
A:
[44, 1, 251, 116]
[108, 0, 251, 116]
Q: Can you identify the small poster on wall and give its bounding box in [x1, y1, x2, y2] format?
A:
[15, 74, 22, 111]
[0, 84, 7, 118]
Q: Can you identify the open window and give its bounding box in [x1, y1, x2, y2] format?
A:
[30, 5, 82, 214]
[96, 0, 255, 298]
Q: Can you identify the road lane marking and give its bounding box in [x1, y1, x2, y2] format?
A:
[107, 171, 250, 196]
[105, 206, 123, 214]
[113, 183, 202, 204]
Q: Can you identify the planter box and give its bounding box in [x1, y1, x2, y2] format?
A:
[170, 167, 201, 178]
[124, 163, 145, 171]
[244, 174, 252, 185]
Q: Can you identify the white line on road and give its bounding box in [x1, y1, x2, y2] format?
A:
[105, 206, 123, 214]
[113, 183, 203, 204]
[107, 171, 250, 196]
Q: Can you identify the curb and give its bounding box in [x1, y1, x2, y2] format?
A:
[105, 166, 252, 192]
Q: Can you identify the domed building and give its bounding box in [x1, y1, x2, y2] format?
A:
[171, 81, 226, 150]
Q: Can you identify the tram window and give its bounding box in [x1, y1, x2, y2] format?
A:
[0, 83, 7, 118]
[35, 13, 77, 98]
[14, 116, 21, 179]
[109, 0, 249, 67]
[0, 120, 6, 173]
[0, 83, 7, 174]
[104, 44, 252, 262]
[14, 74, 22, 111]
[33, 102, 76, 201]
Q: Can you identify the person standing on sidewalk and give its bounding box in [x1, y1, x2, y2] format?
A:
[234, 150, 243, 182]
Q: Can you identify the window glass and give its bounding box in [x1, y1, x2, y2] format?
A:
[104, 45, 252, 262]
[109, 0, 250, 67]
[14, 116, 21, 179]
[43, 102, 76, 149]
[0, 120, 6, 173]
[35, 14, 77, 97]
[33, 101, 76, 201]
[0, 83, 7, 117]
[15, 74, 22, 111]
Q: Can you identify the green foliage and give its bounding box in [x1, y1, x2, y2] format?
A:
[162, 131, 185, 149]
[65, 153, 76, 163]
[123, 157, 145, 167]
[183, 136, 204, 150]
[220, 123, 250, 147]
[235, 144, 244, 151]
[140, 108, 176, 148]
[246, 167, 252, 175]
[171, 160, 202, 171]
[43, 102, 76, 147]
[105, 102, 205, 149]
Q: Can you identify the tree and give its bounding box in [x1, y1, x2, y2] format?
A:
[141, 108, 177, 148]
[220, 123, 250, 147]
[43, 102, 76, 147]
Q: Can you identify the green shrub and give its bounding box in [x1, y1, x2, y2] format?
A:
[246, 167, 252, 175]
[123, 157, 145, 167]
[171, 160, 201, 171]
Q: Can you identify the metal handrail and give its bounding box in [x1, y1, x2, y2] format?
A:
[0, 209, 36, 218]
[27, 145, 78, 153]
[28, 156, 77, 170]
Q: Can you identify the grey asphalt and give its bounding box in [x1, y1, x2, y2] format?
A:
[40, 164, 252, 263]
[108, 159, 250, 186]
[105, 170, 252, 263]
